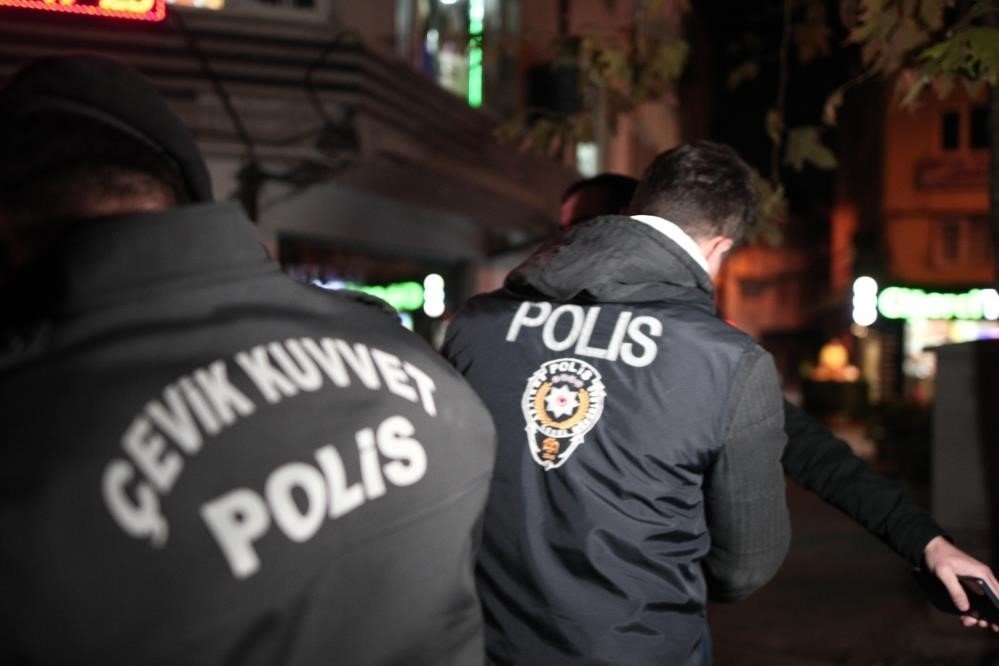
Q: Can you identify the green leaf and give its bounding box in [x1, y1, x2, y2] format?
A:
[749, 175, 786, 245]
[918, 40, 951, 63]
[964, 27, 999, 77]
[784, 126, 838, 171]
[850, 4, 897, 46]
[918, 0, 945, 31]
[884, 17, 930, 65]
[794, 23, 833, 62]
[899, 73, 930, 106]
[793, 0, 832, 63]
[861, 37, 882, 66]
[822, 88, 845, 125]
[766, 109, 783, 144]
[967, 0, 993, 21]
[728, 61, 760, 89]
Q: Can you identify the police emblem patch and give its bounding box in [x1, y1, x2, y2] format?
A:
[521, 358, 606, 470]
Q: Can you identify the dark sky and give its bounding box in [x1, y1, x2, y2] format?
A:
[691, 0, 855, 240]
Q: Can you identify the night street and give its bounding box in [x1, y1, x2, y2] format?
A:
[712, 479, 999, 665]
[2, 0, 999, 663]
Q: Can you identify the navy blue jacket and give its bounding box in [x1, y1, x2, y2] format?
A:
[443, 216, 790, 666]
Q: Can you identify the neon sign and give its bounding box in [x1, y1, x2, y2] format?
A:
[467, 0, 484, 108]
[878, 286, 999, 322]
[312, 279, 426, 313]
[0, 0, 166, 21]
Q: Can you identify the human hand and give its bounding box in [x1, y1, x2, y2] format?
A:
[923, 536, 999, 632]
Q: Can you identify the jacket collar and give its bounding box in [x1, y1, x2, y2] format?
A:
[59, 202, 271, 310]
[506, 215, 716, 312]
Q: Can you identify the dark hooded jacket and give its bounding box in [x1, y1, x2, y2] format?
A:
[443, 215, 790, 666]
[0, 203, 496, 666]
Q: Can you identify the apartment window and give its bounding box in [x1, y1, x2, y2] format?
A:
[941, 221, 960, 263]
[933, 217, 993, 268]
[941, 111, 960, 151]
[971, 105, 990, 150]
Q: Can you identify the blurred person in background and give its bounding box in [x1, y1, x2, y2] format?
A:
[559, 170, 999, 632]
[0, 55, 495, 666]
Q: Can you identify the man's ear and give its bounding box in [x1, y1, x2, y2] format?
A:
[705, 236, 734, 259]
[701, 235, 734, 278]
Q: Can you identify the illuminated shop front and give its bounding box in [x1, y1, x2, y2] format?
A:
[852, 277, 999, 403]
[0, 0, 165, 20]
[278, 233, 462, 346]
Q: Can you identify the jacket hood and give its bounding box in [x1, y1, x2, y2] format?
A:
[506, 215, 716, 311]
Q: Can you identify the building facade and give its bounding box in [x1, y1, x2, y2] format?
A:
[0, 0, 579, 340]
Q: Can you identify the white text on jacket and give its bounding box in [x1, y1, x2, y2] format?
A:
[101, 336, 435, 578]
[506, 302, 662, 367]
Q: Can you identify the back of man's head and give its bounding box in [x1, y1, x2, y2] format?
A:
[0, 55, 212, 230]
[560, 173, 638, 228]
[628, 141, 757, 243]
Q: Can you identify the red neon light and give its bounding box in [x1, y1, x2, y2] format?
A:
[0, 0, 166, 21]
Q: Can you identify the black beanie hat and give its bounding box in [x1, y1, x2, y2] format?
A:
[0, 54, 213, 203]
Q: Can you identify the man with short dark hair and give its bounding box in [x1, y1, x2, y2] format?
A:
[556, 171, 999, 632]
[444, 141, 791, 665]
[0, 55, 496, 665]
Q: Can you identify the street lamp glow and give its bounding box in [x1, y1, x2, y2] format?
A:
[852, 307, 878, 327]
[853, 276, 878, 296]
[423, 273, 446, 318]
[852, 276, 878, 326]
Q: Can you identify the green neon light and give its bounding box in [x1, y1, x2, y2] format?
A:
[877, 286, 999, 321]
[352, 281, 425, 312]
[467, 0, 484, 108]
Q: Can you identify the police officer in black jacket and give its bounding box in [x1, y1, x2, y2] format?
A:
[0, 55, 495, 665]
[445, 142, 792, 665]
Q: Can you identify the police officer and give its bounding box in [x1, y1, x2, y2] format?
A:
[444, 142, 791, 665]
[0, 55, 495, 665]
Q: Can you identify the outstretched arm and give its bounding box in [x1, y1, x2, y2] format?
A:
[782, 401, 998, 631]
[781, 400, 941, 564]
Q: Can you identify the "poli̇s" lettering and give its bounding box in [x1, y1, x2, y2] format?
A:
[200, 415, 426, 579]
[506, 302, 662, 368]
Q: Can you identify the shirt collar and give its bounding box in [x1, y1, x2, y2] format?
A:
[629, 214, 710, 275]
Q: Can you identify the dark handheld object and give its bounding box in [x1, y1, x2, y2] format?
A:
[912, 568, 999, 623]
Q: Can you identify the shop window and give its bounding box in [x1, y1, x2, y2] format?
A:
[941, 111, 960, 151]
[971, 105, 990, 150]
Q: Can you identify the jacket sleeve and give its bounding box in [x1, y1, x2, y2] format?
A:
[781, 400, 946, 566]
[704, 346, 791, 602]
